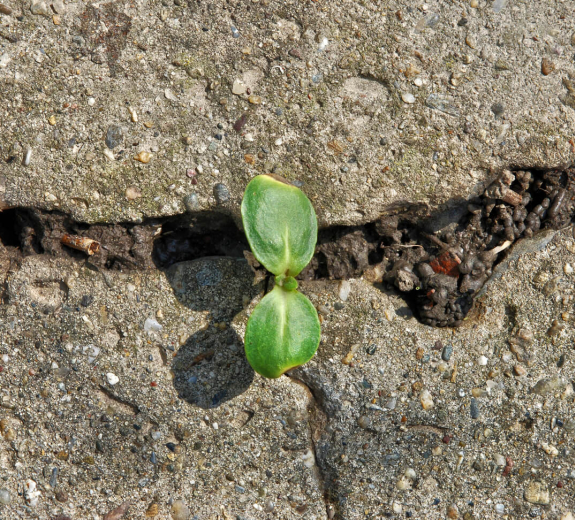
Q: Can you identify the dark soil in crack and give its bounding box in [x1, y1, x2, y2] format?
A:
[0, 166, 574, 327]
[300, 166, 575, 327]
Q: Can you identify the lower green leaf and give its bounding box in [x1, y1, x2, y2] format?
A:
[245, 285, 320, 379]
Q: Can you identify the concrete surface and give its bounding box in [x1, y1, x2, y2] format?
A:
[1, 0, 575, 519]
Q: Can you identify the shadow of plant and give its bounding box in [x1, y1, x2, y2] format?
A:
[163, 256, 263, 409]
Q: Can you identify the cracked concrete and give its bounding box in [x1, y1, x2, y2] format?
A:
[1, 0, 575, 519]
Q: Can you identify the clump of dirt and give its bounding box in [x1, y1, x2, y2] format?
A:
[300, 167, 575, 327]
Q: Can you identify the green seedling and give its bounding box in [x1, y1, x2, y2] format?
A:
[241, 175, 320, 378]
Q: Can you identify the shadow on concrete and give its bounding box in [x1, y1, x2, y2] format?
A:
[163, 256, 263, 409]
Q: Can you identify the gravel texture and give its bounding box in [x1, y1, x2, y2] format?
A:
[1, 0, 575, 519]
[1, 0, 575, 227]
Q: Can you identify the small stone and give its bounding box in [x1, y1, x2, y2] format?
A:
[30, 0, 49, 16]
[541, 58, 555, 76]
[134, 151, 152, 163]
[492, 0, 507, 12]
[103, 501, 130, 520]
[541, 442, 558, 457]
[230, 25, 239, 38]
[105, 125, 123, 149]
[477, 355, 488, 366]
[24, 480, 40, 507]
[401, 92, 416, 104]
[494, 504, 505, 514]
[289, 48, 302, 59]
[165, 88, 178, 101]
[491, 102, 505, 116]
[55, 490, 68, 502]
[51, 0, 65, 12]
[0, 4, 12, 15]
[494, 454, 506, 466]
[248, 95, 261, 104]
[232, 79, 247, 95]
[524, 481, 550, 505]
[420, 389, 434, 410]
[425, 94, 460, 116]
[183, 193, 199, 212]
[514, 365, 527, 376]
[56, 451, 69, 461]
[561, 513, 575, 520]
[87, 97, 96, 106]
[128, 107, 138, 123]
[49, 467, 58, 488]
[125, 186, 142, 200]
[494, 59, 510, 71]
[171, 500, 191, 520]
[442, 345, 453, 361]
[357, 416, 370, 429]
[233, 113, 248, 132]
[52, 14, 60, 24]
[213, 183, 230, 204]
[531, 376, 566, 396]
[144, 318, 162, 331]
[23, 147, 32, 166]
[338, 280, 351, 301]
[0, 53, 10, 68]
[472, 459, 484, 471]
[106, 373, 119, 385]
[396, 476, 411, 491]
[103, 149, 115, 161]
[145, 503, 159, 517]
[447, 504, 459, 519]
[48, 115, 57, 126]
[564, 263, 573, 275]
[0, 488, 11, 505]
[470, 0, 478, 6]
[470, 398, 480, 419]
[465, 35, 476, 49]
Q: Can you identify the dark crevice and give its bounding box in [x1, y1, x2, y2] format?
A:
[0, 166, 574, 327]
[285, 374, 339, 520]
[98, 384, 141, 415]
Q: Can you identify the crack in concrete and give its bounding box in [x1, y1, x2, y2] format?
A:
[286, 374, 338, 520]
[1, 166, 574, 329]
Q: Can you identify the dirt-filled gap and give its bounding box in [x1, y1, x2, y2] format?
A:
[0, 166, 573, 327]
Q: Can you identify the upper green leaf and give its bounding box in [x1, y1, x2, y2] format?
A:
[244, 285, 320, 378]
[241, 175, 317, 277]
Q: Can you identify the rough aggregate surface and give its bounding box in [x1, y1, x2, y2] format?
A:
[1, 0, 575, 518]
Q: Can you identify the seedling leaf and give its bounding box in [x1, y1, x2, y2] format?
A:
[241, 175, 317, 277]
[244, 285, 320, 378]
